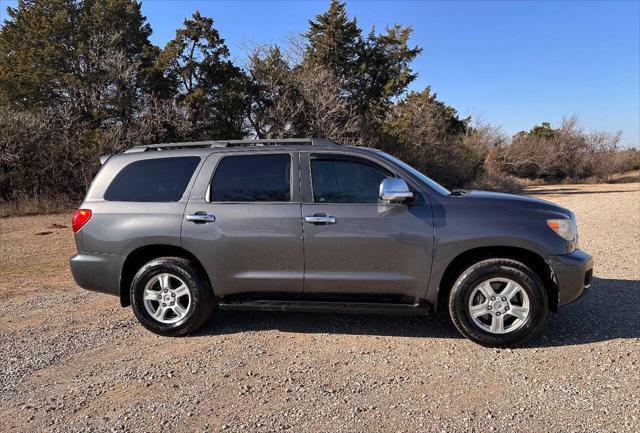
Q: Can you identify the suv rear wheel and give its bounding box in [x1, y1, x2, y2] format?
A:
[448, 258, 548, 347]
[130, 257, 214, 336]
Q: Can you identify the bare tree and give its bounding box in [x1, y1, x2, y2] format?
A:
[294, 61, 359, 142]
[246, 45, 359, 142]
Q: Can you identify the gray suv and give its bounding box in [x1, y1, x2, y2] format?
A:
[70, 138, 593, 346]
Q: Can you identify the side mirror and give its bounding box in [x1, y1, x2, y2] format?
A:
[379, 178, 414, 203]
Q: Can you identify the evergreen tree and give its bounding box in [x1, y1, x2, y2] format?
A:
[305, 0, 362, 80]
[154, 12, 247, 139]
[0, 0, 155, 122]
[305, 0, 421, 143]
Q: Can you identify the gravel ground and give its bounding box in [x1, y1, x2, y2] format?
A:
[0, 182, 638, 433]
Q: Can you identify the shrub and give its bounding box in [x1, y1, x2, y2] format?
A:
[487, 117, 622, 182]
[464, 173, 524, 194]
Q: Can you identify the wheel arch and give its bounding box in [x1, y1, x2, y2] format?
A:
[435, 246, 558, 313]
[119, 245, 212, 307]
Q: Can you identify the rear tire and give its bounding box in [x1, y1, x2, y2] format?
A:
[130, 257, 214, 336]
[448, 258, 548, 347]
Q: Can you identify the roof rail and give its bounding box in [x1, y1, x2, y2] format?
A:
[123, 138, 339, 153]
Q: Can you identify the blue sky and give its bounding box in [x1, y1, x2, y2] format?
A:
[2, 0, 639, 146]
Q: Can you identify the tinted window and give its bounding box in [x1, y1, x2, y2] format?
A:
[104, 157, 200, 202]
[311, 156, 391, 204]
[210, 154, 291, 202]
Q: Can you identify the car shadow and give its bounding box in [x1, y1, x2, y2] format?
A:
[195, 277, 639, 347]
[196, 308, 463, 340]
[527, 277, 640, 347]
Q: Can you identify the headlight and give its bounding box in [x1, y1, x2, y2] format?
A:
[547, 218, 576, 242]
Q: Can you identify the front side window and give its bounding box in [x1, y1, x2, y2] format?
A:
[311, 156, 391, 204]
[104, 157, 200, 202]
[210, 154, 291, 202]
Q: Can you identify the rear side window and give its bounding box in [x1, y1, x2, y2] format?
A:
[311, 156, 391, 204]
[104, 157, 200, 202]
[210, 154, 291, 202]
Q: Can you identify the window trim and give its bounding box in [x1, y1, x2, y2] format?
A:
[205, 152, 295, 204]
[309, 153, 397, 205]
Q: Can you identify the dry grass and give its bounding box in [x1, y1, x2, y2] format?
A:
[464, 173, 524, 193]
[0, 196, 75, 218]
[465, 170, 640, 194]
[603, 169, 640, 184]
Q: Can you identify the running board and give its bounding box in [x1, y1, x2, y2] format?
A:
[218, 299, 430, 315]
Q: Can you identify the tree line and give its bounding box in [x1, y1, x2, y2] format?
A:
[0, 0, 637, 209]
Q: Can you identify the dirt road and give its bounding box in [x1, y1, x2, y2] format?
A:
[1, 183, 638, 433]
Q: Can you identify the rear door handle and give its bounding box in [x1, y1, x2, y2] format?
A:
[186, 213, 216, 223]
[304, 214, 336, 225]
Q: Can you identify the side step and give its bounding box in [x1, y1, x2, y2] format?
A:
[218, 299, 430, 315]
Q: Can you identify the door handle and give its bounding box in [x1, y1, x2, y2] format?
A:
[186, 213, 216, 223]
[304, 214, 336, 225]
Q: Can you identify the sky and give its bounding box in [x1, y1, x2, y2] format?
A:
[2, 0, 639, 146]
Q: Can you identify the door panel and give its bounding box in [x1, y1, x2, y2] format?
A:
[182, 151, 303, 296]
[302, 203, 433, 297]
[182, 203, 303, 295]
[300, 151, 434, 299]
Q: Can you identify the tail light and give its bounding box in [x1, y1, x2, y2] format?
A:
[72, 209, 92, 233]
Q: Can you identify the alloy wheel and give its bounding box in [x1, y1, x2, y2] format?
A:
[142, 273, 192, 324]
[467, 277, 530, 334]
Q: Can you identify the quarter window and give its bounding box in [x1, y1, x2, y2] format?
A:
[104, 157, 200, 202]
[311, 156, 391, 204]
[210, 154, 291, 202]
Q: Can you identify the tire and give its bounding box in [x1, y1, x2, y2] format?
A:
[448, 258, 548, 347]
[130, 257, 214, 336]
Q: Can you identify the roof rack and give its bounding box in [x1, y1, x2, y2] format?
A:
[123, 138, 339, 153]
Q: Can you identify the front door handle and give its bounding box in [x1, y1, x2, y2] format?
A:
[304, 214, 336, 225]
[186, 213, 216, 223]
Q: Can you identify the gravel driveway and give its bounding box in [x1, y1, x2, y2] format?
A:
[1, 182, 638, 433]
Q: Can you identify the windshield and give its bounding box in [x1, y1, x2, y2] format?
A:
[377, 151, 451, 196]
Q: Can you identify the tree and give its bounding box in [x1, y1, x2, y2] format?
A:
[247, 44, 359, 141]
[305, 0, 362, 80]
[305, 0, 421, 143]
[294, 61, 359, 141]
[0, 0, 156, 123]
[246, 46, 305, 138]
[153, 12, 247, 140]
[382, 87, 480, 187]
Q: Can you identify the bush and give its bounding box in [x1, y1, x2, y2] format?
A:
[610, 148, 640, 175]
[487, 117, 622, 182]
[464, 173, 524, 194]
[0, 98, 191, 203]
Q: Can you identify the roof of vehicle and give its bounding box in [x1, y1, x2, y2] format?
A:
[102, 138, 379, 163]
[123, 138, 343, 153]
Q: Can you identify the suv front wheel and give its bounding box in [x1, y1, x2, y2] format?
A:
[130, 257, 214, 336]
[448, 258, 548, 347]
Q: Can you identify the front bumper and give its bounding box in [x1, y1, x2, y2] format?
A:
[546, 249, 593, 306]
[70, 252, 124, 297]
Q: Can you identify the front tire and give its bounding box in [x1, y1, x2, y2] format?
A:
[448, 258, 548, 347]
[130, 257, 214, 336]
